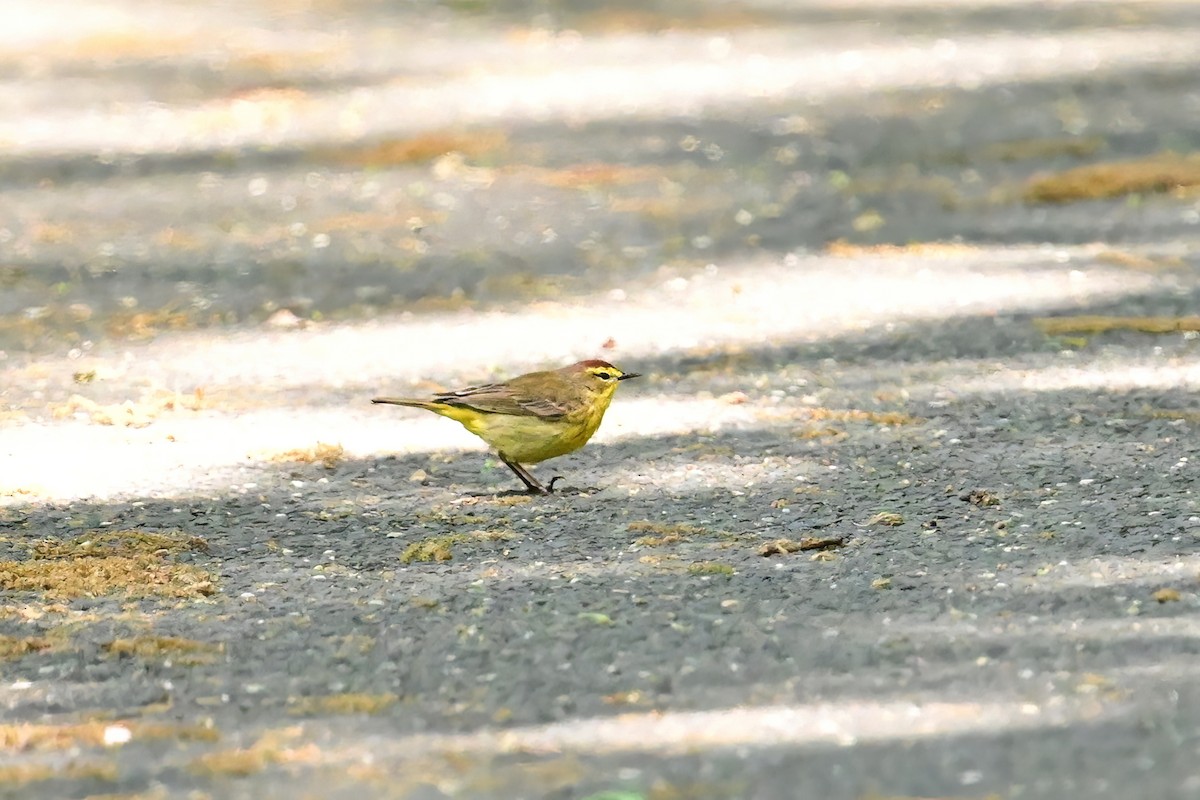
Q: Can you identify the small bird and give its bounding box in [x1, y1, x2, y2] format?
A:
[372, 359, 640, 494]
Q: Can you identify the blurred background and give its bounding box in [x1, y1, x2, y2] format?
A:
[2, 0, 1199, 355]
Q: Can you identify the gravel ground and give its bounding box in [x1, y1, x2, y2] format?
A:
[4, 1, 1200, 798]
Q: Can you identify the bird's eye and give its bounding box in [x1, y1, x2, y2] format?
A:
[596, 371, 614, 381]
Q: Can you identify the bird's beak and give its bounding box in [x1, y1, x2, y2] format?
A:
[618, 372, 641, 381]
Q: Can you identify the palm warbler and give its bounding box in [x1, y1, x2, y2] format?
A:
[372, 359, 640, 494]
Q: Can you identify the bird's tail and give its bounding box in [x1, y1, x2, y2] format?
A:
[371, 397, 437, 409]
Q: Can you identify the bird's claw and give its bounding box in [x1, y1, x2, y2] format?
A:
[545, 476, 567, 493]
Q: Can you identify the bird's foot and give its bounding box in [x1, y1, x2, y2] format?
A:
[539, 477, 602, 495]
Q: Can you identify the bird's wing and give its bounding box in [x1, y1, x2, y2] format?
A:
[435, 382, 570, 419]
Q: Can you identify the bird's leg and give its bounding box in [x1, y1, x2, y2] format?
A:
[499, 455, 550, 495]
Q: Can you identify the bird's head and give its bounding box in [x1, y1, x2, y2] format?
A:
[566, 359, 641, 399]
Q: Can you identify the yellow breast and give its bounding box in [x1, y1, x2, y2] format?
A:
[462, 397, 612, 464]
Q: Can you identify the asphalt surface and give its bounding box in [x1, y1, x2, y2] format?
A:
[3, 1, 1200, 799]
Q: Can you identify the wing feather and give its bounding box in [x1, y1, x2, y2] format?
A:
[433, 380, 570, 419]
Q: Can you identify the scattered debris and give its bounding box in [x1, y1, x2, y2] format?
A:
[103, 636, 224, 666]
[318, 129, 508, 168]
[0, 719, 217, 752]
[1153, 588, 1182, 604]
[265, 308, 304, 329]
[758, 535, 845, 556]
[1074, 673, 1116, 694]
[687, 561, 734, 576]
[272, 442, 345, 470]
[825, 240, 978, 259]
[983, 135, 1105, 162]
[863, 512, 904, 527]
[804, 408, 922, 426]
[31, 530, 208, 559]
[0, 635, 54, 661]
[1024, 152, 1200, 204]
[0, 530, 215, 601]
[399, 530, 512, 564]
[962, 489, 1001, 506]
[287, 693, 397, 716]
[50, 389, 206, 427]
[189, 731, 319, 777]
[627, 521, 707, 536]
[1096, 250, 1182, 272]
[602, 690, 646, 706]
[1033, 315, 1200, 336]
[628, 520, 716, 547]
[1146, 409, 1200, 424]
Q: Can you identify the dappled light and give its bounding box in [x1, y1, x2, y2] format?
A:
[0, 243, 1189, 501]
